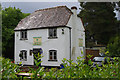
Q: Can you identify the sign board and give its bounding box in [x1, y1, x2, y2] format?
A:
[33, 37, 42, 45]
[79, 38, 83, 47]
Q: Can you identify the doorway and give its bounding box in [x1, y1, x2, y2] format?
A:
[33, 48, 43, 66]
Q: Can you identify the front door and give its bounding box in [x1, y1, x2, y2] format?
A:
[33, 48, 43, 66]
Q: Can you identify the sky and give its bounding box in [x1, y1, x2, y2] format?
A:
[1, 1, 120, 20]
[0, 0, 119, 2]
[1, 2, 81, 13]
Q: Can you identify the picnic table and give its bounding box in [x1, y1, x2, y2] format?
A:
[16, 73, 39, 80]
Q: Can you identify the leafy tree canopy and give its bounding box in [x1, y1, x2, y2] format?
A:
[2, 7, 30, 59]
[78, 2, 117, 46]
[106, 35, 120, 57]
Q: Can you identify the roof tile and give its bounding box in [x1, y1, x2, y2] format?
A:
[14, 6, 72, 30]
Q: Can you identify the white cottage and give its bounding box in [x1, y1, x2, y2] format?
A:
[14, 6, 85, 67]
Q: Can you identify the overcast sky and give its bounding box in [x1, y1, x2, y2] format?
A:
[1, 2, 81, 13]
[1, 1, 119, 20]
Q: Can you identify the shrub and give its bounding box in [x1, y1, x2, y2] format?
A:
[1, 55, 120, 79]
[43, 56, 120, 79]
[106, 36, 120, 56]
[0, 57, 20, 78]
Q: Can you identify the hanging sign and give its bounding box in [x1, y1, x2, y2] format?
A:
[33, 37, 42, 45]
[79, 38, 83, 47]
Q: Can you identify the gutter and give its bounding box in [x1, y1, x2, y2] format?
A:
[14, 26, 71, 31]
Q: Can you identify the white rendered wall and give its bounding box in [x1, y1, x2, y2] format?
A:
[67, 9, 85, 62]
[15, 27, 70, 66]
[15, 9, 85, 66]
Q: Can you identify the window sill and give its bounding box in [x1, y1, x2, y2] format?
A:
[48, 60, 57, 61]
[20, 60, 27, 61]
[20, 38, 28, 40]
[48, 37, 58, 39]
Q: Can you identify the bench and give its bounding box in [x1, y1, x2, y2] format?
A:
[16, 73, 39, 80]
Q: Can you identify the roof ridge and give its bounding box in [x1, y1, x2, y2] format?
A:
[35, 6, 69, 12]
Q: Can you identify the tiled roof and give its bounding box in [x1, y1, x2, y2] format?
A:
[14, 6, 73, 31]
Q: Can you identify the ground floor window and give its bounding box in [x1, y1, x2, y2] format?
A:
[48, 50, 57, 61]
[19, 50, 27, 61]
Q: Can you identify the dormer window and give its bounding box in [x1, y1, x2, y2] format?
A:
[48, 28, 57, 39]
[20, 30, 27, 40]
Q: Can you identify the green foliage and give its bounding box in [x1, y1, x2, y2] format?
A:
[2, 7, 30, 59]
[1, 56, 119, 79]
[28, 53, 119, 79]
[43, 56, 119, 79]
[106, 36, 120, 56]
[0, 3, 2, 57]
[0, 57, 20, 78]
[78, 2, 117, 45]
[28, 53, 45, 79]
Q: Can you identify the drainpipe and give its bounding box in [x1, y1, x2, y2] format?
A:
[69, 27, 72, 62]
[69, 27, 72, 79]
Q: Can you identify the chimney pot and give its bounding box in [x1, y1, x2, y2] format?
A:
[71, 6, 77, 10]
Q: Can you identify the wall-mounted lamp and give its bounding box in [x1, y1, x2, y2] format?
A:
[62, 29, 64, 34]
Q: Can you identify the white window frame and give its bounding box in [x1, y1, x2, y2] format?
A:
[20, 30, 27, 40]
[19, 50, 27, 61]
[48, 50, 57, 61]
[48, 28, 57, 39]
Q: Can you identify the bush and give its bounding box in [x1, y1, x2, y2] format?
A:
[0, 57, 20, 78]
[106, 36, 120, 56]
[43, 57, 119, 79]
[1, 56, 120, 79]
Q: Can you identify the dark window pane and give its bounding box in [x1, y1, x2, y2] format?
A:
[54, 29, 56, 37]
[49, 28, 57, 38]
[20, 31, 27, 39]
[21, 53, 23, 59]
[25, 31, 27, 38]
[54, 56, 56, 59]
[50, 52, 52, 55]
[49, 50, 57, 60]
[21, 32, 24, 38]
[20, 32, 21, 38]
[25, 52, 27, 59]
[49, 29, 53, 37]
[20, 50, 27, 61]
[54, 52, 56, 55]
[50, 56, 52, 60]
[30, 50, 32, 56]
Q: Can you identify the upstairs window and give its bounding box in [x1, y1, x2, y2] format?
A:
[48, 50, 57, 61]
[19, 50, 27, 61]
[48, 28, 57, 39]
[20, 30, 27, 40]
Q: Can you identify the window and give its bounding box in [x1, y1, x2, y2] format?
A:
[48, 50, 57, 61]
[48, 28, 57, 39]
[30, 50, 32, 56]
[19, 50, 27, 61]
[20, 30, 27, 40]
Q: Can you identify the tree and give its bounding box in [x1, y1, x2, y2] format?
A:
[0, 3, 2, 56]
[78, 2, 117, 46]
[2, 7, 30, 59]
[106, 36, 120, 56]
